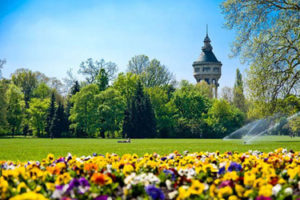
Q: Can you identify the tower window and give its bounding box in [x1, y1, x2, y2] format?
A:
[213, 67, 219, 72]
[203, 67, 210, 72]
[205, 78, 210, 84]
[195, 68, 200, 72]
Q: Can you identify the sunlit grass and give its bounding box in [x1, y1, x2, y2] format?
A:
[0, 136, 299, 161]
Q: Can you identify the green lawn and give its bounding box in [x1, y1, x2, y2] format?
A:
[0, 136, 299, 161]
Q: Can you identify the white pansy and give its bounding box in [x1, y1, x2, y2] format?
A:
[272, 184, 281, 196]
[168, 191, 178, 199]
[284, 187, 293, 195]
[219, 162, 227, 168]
[124, 172, 160, 186]
[204, 183, 209, 191]
[106, 164, 112, 173]
[166, 179, 172, 190]
[282, 149, 287, 154]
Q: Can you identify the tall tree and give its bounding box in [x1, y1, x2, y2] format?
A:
[127, 55, 174, 87]
[78, 58, 118, 84]
[205, 99, 245, 138]
[28, 98, 49, 136]
[171, 81, 212, 138]
[45, 92, 56, 137]
[50, 102, 66, 138]
[0, 80, 8, 135]
[147, 87, 176, 138]
[33, 82, 51, 99]
[196, 81, 213, 98]
[142, 59, 175, 87]
[233, 69, 246, 112]
[11, 69, 38, 108]
[65, 81, 81, 136]
[221, 87, 233, 103]
[113, 72, 139, 103]
[96, 88, 125, 138]
[70, 81, 80, 96]
[123, 80, 156, 138]
[6, 84, 25, 137]
[69, 84, 100, 137]
[127, 55, 150, 74]
[0, 59, 6, 79]
[221, 0, 300, 112]
[95, 68, 109, 91]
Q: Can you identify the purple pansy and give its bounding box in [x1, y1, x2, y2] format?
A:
[94, 195, 108, 200]
[218, 166, 226, 175]
[163, 169, 176, 181]
[145, 185, 165, 200]
[161, 157, 167, 161]
[255, 196, 272, 200]
[228, 162, 242, 172]
[56, 157, 65, 163]
[219, 180, 234, 188]
[66, 177, 90, 194]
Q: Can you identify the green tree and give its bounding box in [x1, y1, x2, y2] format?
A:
[127, 55, 150, 74]
[171, 81, 212, 138]
[221, 0, 299, 113]
[141, 59, 174, 87]
[113, 72, 139, 103]
[70, 81, 80, 95]
[196, 81, 213, 98]
[205, 99, 245, 138]
[221, 86, 233, 103]
[78, 58, 118, 84]
[50, 102, 66, 138]
[289, 116, 300, 136]
[0, 80, 8, 135]
[45, 93, 56, 137]
[233, 69, 246, 112]
[33, 82, 51, 99]
[127, 55, 174, 87]
[0, 59, 6, 79]
[147, 87, 176, 138]
[95, 68, 109, 91]
[123, 80, 156, 138]
[6, 84, 25, 137]
[70, 84, 100, 137]
[96, 88, 125, 138]
[11, 69, 38, 108]
[28, 98, 49, 136]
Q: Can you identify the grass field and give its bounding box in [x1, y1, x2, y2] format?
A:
[0, 136, 299, 161]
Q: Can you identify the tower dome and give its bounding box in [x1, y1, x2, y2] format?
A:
[192, 27, 222, 98]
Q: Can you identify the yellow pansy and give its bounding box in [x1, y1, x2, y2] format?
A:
[9, 191, 48, 200]
[258, 184, 273, 197]
[189, 180, 205, 195]
[235, 184, 244, 197]
[218, 186, 233, 198]
[177, 186, 190, 200]
[17, 182, 27, 193]
[244, 171, 256, 186]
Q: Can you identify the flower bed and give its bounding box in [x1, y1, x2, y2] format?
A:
[0, 148, 300, 200]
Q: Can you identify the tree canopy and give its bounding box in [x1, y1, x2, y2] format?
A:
[221, 0, 300, 113]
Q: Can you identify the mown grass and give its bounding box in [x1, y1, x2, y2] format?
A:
[0, 136, 299, 161]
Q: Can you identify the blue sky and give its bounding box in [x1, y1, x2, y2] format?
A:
[0, 0, 246, 88]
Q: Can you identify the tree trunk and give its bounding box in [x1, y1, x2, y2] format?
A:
[100, 131, 105, 138]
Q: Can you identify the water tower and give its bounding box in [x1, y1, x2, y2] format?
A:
[192, 27, 222, 98]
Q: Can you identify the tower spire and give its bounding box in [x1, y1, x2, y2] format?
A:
[206, 24, 208, 36]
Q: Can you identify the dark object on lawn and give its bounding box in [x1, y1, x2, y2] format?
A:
[118, 138, 131, 143]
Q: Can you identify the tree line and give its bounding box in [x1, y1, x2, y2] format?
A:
[0, 55, 248, 138]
